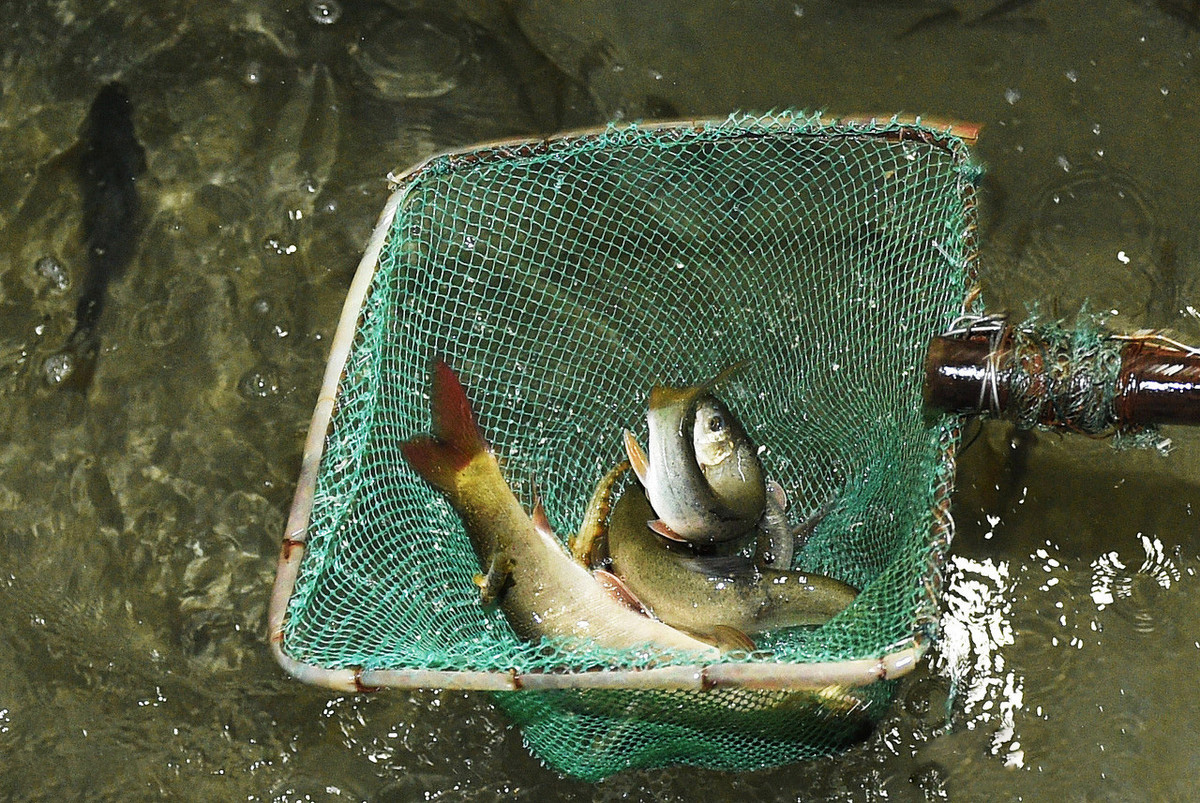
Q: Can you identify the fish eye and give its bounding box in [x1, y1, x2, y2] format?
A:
[707, 414, 724, 433]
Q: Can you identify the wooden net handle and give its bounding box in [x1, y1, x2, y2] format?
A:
[925, 330, 1200, 428]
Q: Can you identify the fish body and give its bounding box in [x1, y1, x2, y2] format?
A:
[401, 360, 717, 657]
[751, 481, 834, 569]
[627, 373, 766, 545]
[606, 483, 858, 638]
[751, 481, 793, 568]
[59, 82, 146, 390]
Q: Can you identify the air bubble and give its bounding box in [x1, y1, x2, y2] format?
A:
[239, 369, 281, 399]
[354, 15, 468, 100]
[263, 235, 298, 255]
[243, 60, 263, 87]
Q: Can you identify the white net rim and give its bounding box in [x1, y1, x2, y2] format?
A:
[268, 113, 980, 692]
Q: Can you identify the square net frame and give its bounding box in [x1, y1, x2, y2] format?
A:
[268, 112, 982, 775]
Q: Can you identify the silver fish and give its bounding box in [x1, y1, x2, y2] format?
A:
[623, 367, 766, 546]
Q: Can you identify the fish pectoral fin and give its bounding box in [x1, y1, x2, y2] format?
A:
[647, 519, 688, 542]
[473, 555, 515, 605]
[622, 429, 650, 485]
[593, 569, 653, 617]
[708, 625, 757, 655]
[531, 495, 554, 539]
[766, 480, 788, 512]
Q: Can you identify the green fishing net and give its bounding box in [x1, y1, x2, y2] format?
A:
[273, 112, 982, 779]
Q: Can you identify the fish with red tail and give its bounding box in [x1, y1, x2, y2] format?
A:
[400, 359, 718, 657]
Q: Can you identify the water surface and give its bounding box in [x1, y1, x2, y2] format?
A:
[1, 1, 1199, 799]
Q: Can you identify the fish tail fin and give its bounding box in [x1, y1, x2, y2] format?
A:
[401, 359, 488, 492]
[703, 358, 753, 392]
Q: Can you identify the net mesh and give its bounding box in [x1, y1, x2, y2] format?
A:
[280, 112, 981, 778]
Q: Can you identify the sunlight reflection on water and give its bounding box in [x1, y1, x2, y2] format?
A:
[936, 555, 1024, 768]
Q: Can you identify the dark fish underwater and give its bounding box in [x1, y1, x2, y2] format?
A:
[55, 81, 146, 391]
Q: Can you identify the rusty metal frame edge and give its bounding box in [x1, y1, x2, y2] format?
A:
[268, 114, 978, 694]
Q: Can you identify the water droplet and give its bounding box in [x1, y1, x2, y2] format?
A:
[42, 352, 74, 385]
[308, 0, 342, 25]
[239, 368, 281, 399]
[35, 256, 69, 291]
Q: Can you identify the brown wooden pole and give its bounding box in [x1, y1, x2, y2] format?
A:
[1114, 340, 1200, 426]
[924, 333, 1007, 417]
[925, 328, 1200, 428]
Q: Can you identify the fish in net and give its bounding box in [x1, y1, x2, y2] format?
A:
[268, 112, 1200, 779]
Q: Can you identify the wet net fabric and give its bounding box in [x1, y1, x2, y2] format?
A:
[281, 112, 980, 778]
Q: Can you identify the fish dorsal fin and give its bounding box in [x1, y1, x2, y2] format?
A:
[766, 480, 787, 512]
[701, 359, 754, 394]
[680, 554, 759, 580]
[622, 429, 650, 485]
[593, 569, 653, 616]
[527, 475, 557, 538]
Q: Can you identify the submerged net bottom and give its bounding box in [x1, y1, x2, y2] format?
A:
[495, 680, 899, 780]
[283, 113, 980, 777]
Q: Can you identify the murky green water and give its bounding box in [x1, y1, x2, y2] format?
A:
[1, 1, 1199, 799]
